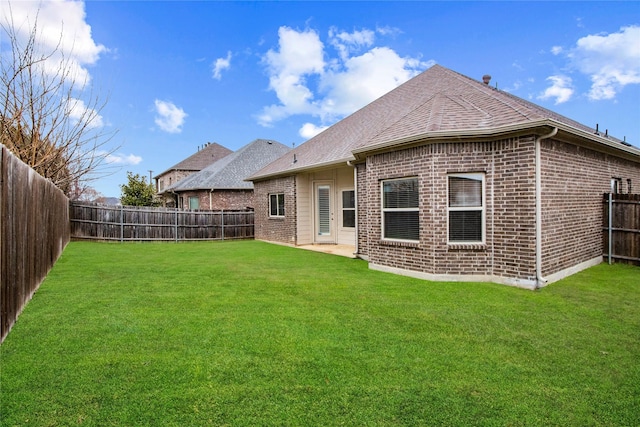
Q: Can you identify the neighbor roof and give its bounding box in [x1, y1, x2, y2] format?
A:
[155, 142, 233, 178]
[167, 139, 290, 191]
[250, 64, 639, 181]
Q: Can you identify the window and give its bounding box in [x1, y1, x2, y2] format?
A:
[342, 190, 355, 228]
[269, 193, 285, 217]
[611, 177, 622, 194]
[382, 178, 419, 241]
[628, 179, 632, 194]
[189, 196, 200, 210]
[448, 173, 484, 243]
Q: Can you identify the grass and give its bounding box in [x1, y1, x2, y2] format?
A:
[1, 240, 639, 426]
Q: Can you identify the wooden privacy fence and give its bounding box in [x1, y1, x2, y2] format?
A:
[1, 145, 70, 343]
[70, 202, 254, 241]
[603, 193, 640, 265]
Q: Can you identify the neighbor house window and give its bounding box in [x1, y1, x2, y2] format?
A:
[269, 193, 285, 217]
[342, 190, 355, 228]
[448, 173, 484, 243]
[611, 177, 622, 194]
[382, 178, 419, 241]
[189, 196, 200, 210]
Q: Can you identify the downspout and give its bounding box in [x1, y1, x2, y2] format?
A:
[347, 160, 358, 255]
[535, 127, 558, 289]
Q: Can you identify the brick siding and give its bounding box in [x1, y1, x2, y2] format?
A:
[540, 139, 640, 276]
[254, 176, 297, 244]
[363, 138, 536, 281]
[361, 136, 639, 284]
[175, 189, 254, 210]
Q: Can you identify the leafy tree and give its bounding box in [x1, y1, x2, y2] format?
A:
[120, 171, 160, 207]
[0, 5, 117, 196]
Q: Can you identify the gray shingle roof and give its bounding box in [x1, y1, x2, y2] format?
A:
[250, 64, 637, 180]
[167, 139, 290, 191]
[155, 142, 233, 178]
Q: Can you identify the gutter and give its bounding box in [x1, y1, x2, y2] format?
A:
[535, 127, 558, 289]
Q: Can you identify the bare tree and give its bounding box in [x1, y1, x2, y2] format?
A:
[0, 5, 117, 196]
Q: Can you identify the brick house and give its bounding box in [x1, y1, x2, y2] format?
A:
[165, 139, 290, 210]
[155, 142, 232, 207]
[249, 65, 640, 289]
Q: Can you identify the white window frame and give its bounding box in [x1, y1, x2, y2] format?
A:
[341, 189, 355, 229]
[447, 172, 485, 244]
[269, 193, 285, 217]
[381, 177, 419, 242]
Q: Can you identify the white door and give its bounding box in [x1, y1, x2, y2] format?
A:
[314, 183, 334, 243]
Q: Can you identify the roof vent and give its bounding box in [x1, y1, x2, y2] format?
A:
[482, 74, 491, 85]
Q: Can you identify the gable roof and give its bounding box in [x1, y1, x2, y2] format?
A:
[167, 139, 290, 191]
[250, 64, 639, 181]
[155, 142, 233, 178]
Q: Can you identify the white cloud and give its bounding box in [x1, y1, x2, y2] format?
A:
[154, 100, 187, 133]
[299, 122, 329, 139]
[551, 46, 563, 55]
[257, 27, 326, 126]
[0, 0, 107, 84]
[66, 98, 104, 129]
[539, 75, 574, 104]
[212, 51, 232, 80]
[329, 27, 375, 60]
[258, 25, 433, 131]
[320, 47, 432, 119]
[105, 153, 142, 165]
[571, 26, 640, 100]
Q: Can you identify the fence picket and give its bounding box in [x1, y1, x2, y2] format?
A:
[602, 193, 640, 265]
[69, 202, 254, 242]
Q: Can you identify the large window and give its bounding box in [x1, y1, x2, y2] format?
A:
[382, 178, 419, 241]
[269, 193, 285, 217]
[342, 190, 355, 228]
[448, 173, 484, 243]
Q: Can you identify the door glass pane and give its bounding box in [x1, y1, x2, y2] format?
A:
[318, 186, 330, 235]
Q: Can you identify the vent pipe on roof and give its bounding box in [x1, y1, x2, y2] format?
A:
[482, 74, 491, 85]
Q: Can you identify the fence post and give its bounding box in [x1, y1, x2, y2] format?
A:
[120, 205, 124, 243]
[221, 210, 225, 240]
[608, 192, 612, 265]
[175, 208, 178, 243]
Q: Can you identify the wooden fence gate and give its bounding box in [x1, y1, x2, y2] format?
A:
[603, 193, 640, 265]
[70, 202, 254, 241]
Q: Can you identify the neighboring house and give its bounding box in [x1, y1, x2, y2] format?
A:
[249, 65, 640, 289]
[155, 142, 233, 206]
[165, 139, 290, 210]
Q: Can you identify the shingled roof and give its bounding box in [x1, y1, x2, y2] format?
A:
[250, 64, 638, 180]
[167, 139, 290, 191]
[155, 142, 233, 178]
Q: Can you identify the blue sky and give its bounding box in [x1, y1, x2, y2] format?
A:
[2, 1, 639, 197]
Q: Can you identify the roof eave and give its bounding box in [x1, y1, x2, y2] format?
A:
[352, 119, 640, 160]
[248, 156, 356, 182]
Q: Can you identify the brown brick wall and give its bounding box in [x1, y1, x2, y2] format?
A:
[363, 137, 538, 282]
[176, 190, 254, 210]
[540, 139, 640, 276]
[157, 170, 194, 192]
[362, 136, 639, 284]
[356, 163, 368, 257]
[254, 176, 297, 244]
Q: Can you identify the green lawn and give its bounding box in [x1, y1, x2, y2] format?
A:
[1, 241, 639, 426]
